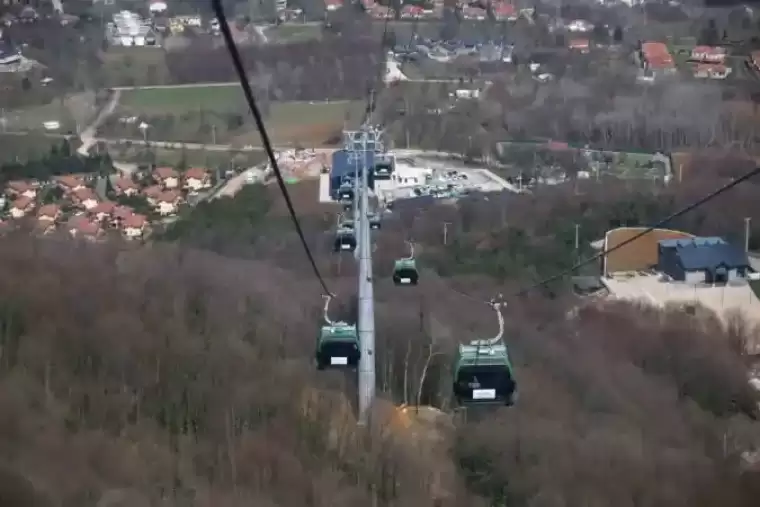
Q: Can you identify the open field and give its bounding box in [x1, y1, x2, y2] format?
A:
[106, 144, 268, 168]
[101, 47, 170, 87]
[4, 100, 78, 133]
[112, 90, 365, 147]
[266, 23, 322, 43]
[120, 85, 246, 114]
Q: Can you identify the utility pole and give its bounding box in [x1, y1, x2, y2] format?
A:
[745, 217, 751, 254]
[574, 223, 580, 262]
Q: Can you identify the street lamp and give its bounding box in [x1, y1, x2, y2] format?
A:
[138, 121, 150, 143]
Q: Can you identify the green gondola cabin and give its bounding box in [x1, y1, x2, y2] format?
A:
[334, 227, 357, 252]
[368, 213, 381, 230]
[316, 323, 360, 369]
[453, 343, 516, 406]
[392, 258, 418, 285]
[338, 183, 354, 203]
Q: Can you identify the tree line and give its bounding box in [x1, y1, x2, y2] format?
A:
[0, 178, 758, 505]
[165, 37, 383, 101]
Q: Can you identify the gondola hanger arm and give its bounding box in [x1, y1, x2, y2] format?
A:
[322, 294, 334, 326]
[405, 240, 415, 260]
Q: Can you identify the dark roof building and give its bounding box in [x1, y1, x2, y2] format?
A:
[657, 236, 750, 283]
[0, 40, 21, 66]
[329, 149, 375, 199]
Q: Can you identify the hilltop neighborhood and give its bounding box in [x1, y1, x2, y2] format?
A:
[0, 165, 214, 241]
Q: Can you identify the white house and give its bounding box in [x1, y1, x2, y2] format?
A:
[123, 213, 147, 239]
[156, 191, 181, 215]
[184, 167, 211, 191]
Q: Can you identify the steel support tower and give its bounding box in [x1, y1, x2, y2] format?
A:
[344, 126, 381, 424]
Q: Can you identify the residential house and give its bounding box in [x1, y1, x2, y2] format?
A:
[67, 216, 102, 241]
[90, 201, 117, 222]
[5, 180, 37, 199]
[184, 167, 212, 192]
[492, 2, 517, 21]
[751, 50, 760, 73]
[113, 177, 139, 197]
[153, 166, 180, 189]
[400, 4, 423, 18]
[111, 205, 135, 228]
[10, 196, 34, 218]
[461, 6, 486, 20]
[324, 0, 342, 11]
[641, 41, 676, 76]
[690, 46, 726, 63]
[143, 185, 163, 206]
[71, 188, 99, 210]
[122, 213, 148, 240]
[37, 204, 61, 223]
[56, 175, 85, 194]
[156, 190, 181, 215]
[568, 38, 590, 53]
[566, 19, 594, 32]
[693, 63, 730, 79]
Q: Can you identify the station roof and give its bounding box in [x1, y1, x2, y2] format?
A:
[331, 149, 375, 178]
[660, 237, 750, 271]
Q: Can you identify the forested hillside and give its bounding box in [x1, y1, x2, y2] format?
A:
[1, 176, 760, 506]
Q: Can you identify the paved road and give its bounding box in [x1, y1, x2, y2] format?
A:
[96, 137, 339, 153]
[111, 78, 487, 92]
[77, 90, 122, 156]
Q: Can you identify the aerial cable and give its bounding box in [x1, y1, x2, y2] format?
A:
[514, 167, 760, 298]
[451, 167, 760, 305]
[210, 0, 334, 297]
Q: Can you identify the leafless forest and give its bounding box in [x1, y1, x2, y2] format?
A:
[2, 173, 760, 506]
[380, 75, 760, 157]
[165, 39, 382, 101]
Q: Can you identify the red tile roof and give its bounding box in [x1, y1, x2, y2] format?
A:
[642, 42, 674, 68]
[154, 166, 179, 179]
[185, 167, 208, 180]
[123, 214, 147, 229]
[37, 204, 60, 218]
[91, 201, 116, 215]
[11, 196, 34, 210]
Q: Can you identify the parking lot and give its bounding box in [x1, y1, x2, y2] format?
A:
[376, 154, 518, 205]
[318, 151, 519, 205]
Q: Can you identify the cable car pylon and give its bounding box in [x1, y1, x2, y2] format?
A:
[343, 125, 381, 425]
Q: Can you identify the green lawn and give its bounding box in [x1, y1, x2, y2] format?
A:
[116, 89, 364, 146]
[4, 100, 77, 133]
[266, 23, 322, 43]
[120, 85, 246, 114]
[101, 47, 170, 87]
[106, 144, 268, 168]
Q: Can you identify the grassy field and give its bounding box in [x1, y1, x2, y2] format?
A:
[120, 85, 245, 114]
[101, 47, 170, 87]
[117, 88, 365, 147]
[106, 144, 268, 168]
[266, 23, 322, 43]
[4, 100, 77, 133]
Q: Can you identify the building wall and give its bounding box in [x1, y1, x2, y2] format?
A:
[684, 269, 706, 284]
[604, 227, 695, 275]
